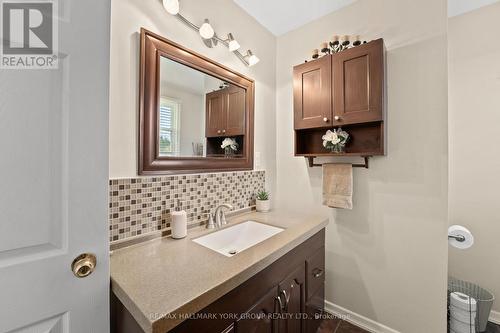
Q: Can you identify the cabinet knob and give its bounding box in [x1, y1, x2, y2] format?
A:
[312, 268, 324, 278]
[217, 130, 221, 134]
[334, 116, 340, 121]
[222, 129, 226, 133]
[323, 117, 328, 122]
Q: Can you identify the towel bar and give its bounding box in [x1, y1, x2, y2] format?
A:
[306, 156, 370, 169]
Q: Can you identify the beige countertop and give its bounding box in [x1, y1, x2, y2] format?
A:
[110, 210, 329, 333]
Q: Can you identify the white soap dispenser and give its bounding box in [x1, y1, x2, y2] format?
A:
[171, 200, 187, 239]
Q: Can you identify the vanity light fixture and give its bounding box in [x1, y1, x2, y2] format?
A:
[162, 0, 179, 15]
[160, 0, 259, 67]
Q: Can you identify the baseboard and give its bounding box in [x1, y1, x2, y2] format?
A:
[490, 310, 500, 325]
[324, 301, 499, 331]
[324, 300, 400, 333]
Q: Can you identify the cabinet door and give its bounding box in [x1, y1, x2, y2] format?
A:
[333, 39, 384, 125]
[206, 90, 225, 137]
[305, 287, 324, 333]
[293, 56, 332, 129]
[224, 86, 246, 136]
[236, 287, 278, 333]
[278, 264, 306, 333]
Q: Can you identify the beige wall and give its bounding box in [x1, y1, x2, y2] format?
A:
[275, 0, 448, 332]
[109, 0, 277, 195]
[448, 2, 500, 314]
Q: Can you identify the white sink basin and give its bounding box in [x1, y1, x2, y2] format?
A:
[192, 221, 284, 257]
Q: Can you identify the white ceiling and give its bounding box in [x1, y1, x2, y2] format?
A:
[448, 0, 500, 17]
[233, 0, 356, 36]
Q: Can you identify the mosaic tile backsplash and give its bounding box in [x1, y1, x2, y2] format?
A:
[109, 170, 265, 242]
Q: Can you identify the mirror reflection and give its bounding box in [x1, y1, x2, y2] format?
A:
[158, 56, 246, 158]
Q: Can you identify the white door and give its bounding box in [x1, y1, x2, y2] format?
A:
[0, 0, 110, 332]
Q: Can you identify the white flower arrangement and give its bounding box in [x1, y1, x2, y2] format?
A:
[221, 137, 238, 151]
[322, 128, 349, 153]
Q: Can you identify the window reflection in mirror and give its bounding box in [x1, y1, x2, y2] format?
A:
[158, 97, 180, 156]
[158, 56, 246, 158]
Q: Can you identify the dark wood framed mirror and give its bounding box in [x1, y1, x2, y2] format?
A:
[138, 28, 254, 175]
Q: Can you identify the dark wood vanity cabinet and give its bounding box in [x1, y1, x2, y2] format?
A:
[206, 86, 246, 138]
[169, 230, 325, 333]
[293, 39, 386, 157]
[111, 230, 326, 333]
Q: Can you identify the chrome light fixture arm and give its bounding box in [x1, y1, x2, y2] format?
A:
[163, 1, 259, 66]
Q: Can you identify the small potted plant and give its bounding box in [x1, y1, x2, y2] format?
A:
[221, 137, 238, 157]
[256, 190, 270, 212]
[322, 128, 349, 153]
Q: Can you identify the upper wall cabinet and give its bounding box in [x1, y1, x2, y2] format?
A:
[293, 55, 332, 129]
[333, 39, 384, 125]
[293, 39, 386, 158]
[294, 38, 384, 130]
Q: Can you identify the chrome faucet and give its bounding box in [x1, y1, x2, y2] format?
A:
[206, 203, 233, 229]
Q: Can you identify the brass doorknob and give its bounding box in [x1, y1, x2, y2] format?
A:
[71, 253, 96, 278]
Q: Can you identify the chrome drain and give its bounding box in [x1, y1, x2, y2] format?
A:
[228, 250, 238, 255]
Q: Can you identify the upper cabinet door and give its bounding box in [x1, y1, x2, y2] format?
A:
[293, 55, 332, 129]
[225, 86, 246, 136]
[206, 90, 225, 137]
[333, 39, 384, 126]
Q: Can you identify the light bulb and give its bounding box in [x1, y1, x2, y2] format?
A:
[246, 50, 259, 66]
[229, 40, 240, 52]
[162, 0, 179, 15]
[248, 54, 259, 66]
[226, 33, 240, 52]
[199, 19, 214, 39]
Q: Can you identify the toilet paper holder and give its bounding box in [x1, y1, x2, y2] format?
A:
[448, 234, 466, 242]
[448, 225, 474, 249]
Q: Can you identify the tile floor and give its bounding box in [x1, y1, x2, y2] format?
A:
[317, 317, 368, 333]
[485, 321, 500, 333]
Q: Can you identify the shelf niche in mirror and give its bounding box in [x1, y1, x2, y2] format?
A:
[139, 28, 254, 175]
